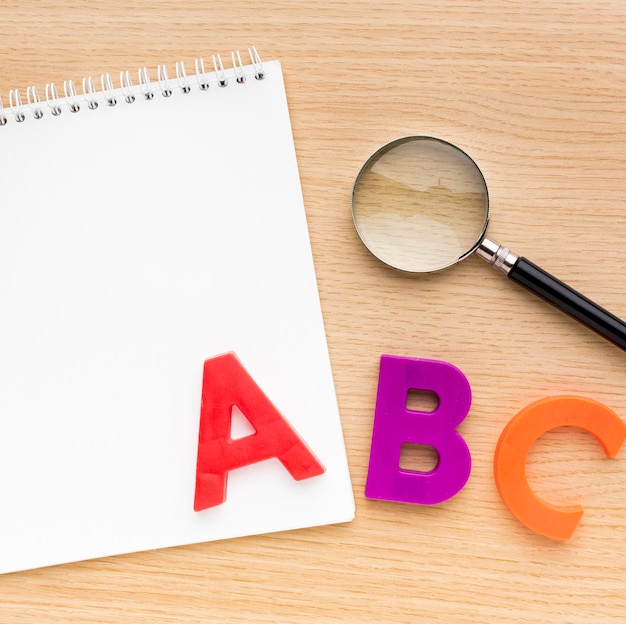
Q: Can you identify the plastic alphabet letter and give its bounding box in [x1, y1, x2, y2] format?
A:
[194, 352, 325, 511]
[365, 354, 472, 505]
[494, 396, 626, 540]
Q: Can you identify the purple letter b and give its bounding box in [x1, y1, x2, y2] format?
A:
[365, 354, 472, 505]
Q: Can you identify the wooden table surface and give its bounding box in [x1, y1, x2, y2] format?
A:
[2, 1, 626, 621]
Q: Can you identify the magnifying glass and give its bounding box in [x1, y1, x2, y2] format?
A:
[351, 136, 626, 351]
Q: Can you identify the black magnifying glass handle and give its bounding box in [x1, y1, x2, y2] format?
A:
[475, 237, 626, 351]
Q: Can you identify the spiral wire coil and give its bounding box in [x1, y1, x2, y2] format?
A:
[0, 47, 265, 126]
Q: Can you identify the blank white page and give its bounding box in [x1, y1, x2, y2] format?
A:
[0, 57, 354, 574]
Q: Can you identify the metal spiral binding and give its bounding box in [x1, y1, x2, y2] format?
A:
[138, 67, 154, 100]
[45, 83, 62, 116]
[26, 86, 44, 119]
[63, 80, 80, 113]
[9, 90, 25, 122]
[0, 47, 265, 125]
[120, 71, 135, 104]
[83, 76, 99, 109]
[213, 55, 228, 87]
[175, 62, 191, 94]
[157, 65, 173, 97]
[100, 73, 117, 106]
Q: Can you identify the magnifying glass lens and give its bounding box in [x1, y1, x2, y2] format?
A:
[351, 137, 490, 272]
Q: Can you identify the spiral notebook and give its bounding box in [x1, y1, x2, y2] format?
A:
[0, 49, 354, 574]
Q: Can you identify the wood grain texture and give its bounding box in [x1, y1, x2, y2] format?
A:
[1, 1, 626, 621]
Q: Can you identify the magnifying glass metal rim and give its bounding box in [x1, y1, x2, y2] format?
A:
[351, 135, 491, 274]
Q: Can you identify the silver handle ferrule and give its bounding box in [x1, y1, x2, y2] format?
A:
[474, 237, 518, 274]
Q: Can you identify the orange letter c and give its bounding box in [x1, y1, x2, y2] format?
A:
[494, 396, 626, 540]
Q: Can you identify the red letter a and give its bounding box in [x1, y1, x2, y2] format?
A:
[194, 352, 325, 511]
